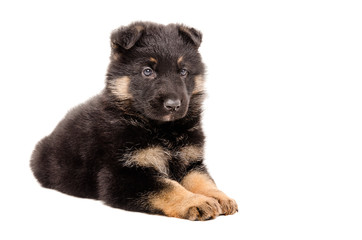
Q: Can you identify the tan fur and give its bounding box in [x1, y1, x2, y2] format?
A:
[187, 124, 201, 132]
[112, 52, 121, 61]
[181, 171, 217, 193]
[124, 146, 170, 175]
[109, 76, 132, 100]
[179, 26, 192, 38]
[162, 115, 172, 122]
[110, 42, 121, 60]
[177, 56, 183, 65]
[111, 42, 117, 49]
[192, 75, 205, 94]
[135, 25, 144, 32]
[181, 171, 238, 215]
[178, 145, 204, 162]
[149, 57, 158, 64]
[150, 179, 221, 220]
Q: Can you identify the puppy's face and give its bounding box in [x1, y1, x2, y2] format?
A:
[107, 22, 205, 122]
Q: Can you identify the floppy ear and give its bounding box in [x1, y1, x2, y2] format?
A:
[178, 25, 202, 48]
[111, 24, 144, 50]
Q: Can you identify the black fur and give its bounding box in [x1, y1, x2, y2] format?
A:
[31, 22, 213, 216]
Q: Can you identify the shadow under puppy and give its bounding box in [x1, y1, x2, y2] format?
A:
[30, 22, 238, 220]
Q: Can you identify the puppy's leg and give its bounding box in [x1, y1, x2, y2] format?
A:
[181, 170, 238, 215]
[97, 167, 221, 220]
[149, 179, 222, 220]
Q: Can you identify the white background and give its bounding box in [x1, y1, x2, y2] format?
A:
[1, 0, 361, 239]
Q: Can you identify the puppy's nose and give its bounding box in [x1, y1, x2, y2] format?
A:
[164, 99, 181, 112]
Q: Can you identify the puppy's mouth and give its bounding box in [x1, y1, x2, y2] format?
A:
[162, 113, 181, 122]
[143, 102, 189, 122]
[149, 110, 187, 122]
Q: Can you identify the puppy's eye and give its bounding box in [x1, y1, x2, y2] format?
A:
[180, 68, 188, 77]
[143, 68, 154, 77]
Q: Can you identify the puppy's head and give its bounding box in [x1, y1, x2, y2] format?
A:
[106, 22, 205, 122]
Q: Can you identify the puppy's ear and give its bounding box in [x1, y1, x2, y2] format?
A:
[178, 25, 202, 48]
[111, 24, 144, 50]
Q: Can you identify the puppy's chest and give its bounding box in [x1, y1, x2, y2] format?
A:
[119, 126, 204, 177]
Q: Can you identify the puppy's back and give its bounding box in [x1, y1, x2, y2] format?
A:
[30, 95, 112, 198]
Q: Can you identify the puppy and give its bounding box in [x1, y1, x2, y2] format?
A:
[30, 22, 238, 220]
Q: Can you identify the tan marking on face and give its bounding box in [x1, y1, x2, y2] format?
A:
[181, 171, 238, 215]
[149, 57, 158, 64]
[177, 56, 183, 65]
[124, 146, 170, 175]
[149, 179, 221, 220]
[192, 75, 205, 94]
[178, 145, 204, 162]
[109, 76, 132, 100]
[112, 52, 121, 61]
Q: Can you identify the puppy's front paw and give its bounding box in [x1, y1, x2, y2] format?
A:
[208, 190, 238, 215]
[217, 196, 238, 215]
[183, 195, 222, 221]
[149, 179, 223, 220]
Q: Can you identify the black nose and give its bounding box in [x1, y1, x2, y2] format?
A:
[164, 99, 181, 112]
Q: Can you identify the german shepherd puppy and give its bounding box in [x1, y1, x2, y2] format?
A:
[31, 22, 238, 220]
